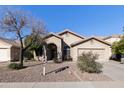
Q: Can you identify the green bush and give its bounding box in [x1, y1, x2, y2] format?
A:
[111, 38, 124, 61]
[8, 63, 25, 70]
[111, 37, 124, 55]
[77, 52, 103, 73]
[24, 50, 33, 60]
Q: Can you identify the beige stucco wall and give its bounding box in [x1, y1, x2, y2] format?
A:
[59, 32, 83, 46]
[0, 40, 20, 61]
[45, 36, 62, 58]
[105, 37, 121, 44]
[71, 39, 112, 62]
[0, 48, 11, 61]
[0, 40, 11, 61]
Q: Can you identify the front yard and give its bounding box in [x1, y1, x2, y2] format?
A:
[0, 61, 112, 82]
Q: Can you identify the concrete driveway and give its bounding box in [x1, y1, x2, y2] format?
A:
[103, 60, 124, 81]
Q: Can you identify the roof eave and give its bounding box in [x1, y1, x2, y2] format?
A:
[71, 37, 111, 47]
[58, 29, 85, 39]
[43, 33, 63, 40]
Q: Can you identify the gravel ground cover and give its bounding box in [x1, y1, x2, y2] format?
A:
[0, 61, 112, 82]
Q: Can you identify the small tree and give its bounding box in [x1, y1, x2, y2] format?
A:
[0, 10, 46, 67]
[117, 38, 124, 55]
[111, 41, 120, 54]
[112, 38, 124, 55]
[24, 34, 46, 60]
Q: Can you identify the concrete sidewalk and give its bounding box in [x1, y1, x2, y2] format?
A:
[0, 82, 124, 88]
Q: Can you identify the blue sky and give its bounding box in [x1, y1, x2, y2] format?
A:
[1, 5, 124, 37]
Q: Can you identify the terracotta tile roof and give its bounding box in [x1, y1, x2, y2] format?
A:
[71, 37, 111, 47]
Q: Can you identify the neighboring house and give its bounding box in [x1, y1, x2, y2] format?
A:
[44, 29, 121, 62]
[103, 35, 122, 44]
[0, 38, 20, 62]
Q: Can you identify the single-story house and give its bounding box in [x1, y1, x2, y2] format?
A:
[44, 29, 121, 62]
[0, 29, 122, 62]
[0, 38, 20, 62]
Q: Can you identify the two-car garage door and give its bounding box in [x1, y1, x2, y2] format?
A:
[0, 48, 9, 62]
[77, 48, 107, 61]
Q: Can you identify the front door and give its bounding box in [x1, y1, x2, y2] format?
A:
[47, 43, 57, 60]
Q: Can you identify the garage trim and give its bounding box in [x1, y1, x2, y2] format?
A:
[78, 48, 105, 50]
[77, 48, 105, 57]
[0, 48, 9, 49]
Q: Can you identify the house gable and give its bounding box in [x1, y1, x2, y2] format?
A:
[58, 29, 84, 46]
[45, 35, 62, 44]
[44, 33, 62, 40]
[58, 29, 84, 39]
[44, 34, 62, 56]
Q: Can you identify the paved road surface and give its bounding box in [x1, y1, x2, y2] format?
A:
[103, 60, 124, 81]
[0, 82, 124, 88]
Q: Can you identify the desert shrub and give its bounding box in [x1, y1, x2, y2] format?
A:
[8, 63, 25, 70]
[77, 52, 103, 73]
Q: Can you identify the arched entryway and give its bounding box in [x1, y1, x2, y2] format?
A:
[47, 43, 57, 60]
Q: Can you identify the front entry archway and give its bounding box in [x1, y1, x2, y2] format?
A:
[47, 43, 57, 60]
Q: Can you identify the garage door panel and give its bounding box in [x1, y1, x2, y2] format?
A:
[77, 48, 107, 61]
[0, 49, 9, 62]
